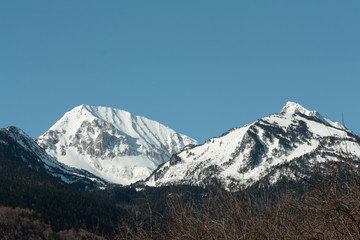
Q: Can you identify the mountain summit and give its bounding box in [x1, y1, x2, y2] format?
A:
[36, 105, 197, 185]
[280, 101, 319, 115]
[144, 102, 360, 191]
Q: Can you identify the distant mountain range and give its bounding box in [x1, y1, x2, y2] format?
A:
[1, 102, 360, 191]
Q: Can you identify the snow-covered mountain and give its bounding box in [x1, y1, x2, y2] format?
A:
[36, 105, 197, 185]
[0, 126, 106, 190]
[144, 102, 360, 191]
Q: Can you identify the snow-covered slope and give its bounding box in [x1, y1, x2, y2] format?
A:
[0, 126, 106, 190]
[36, 105, 197, 185]
[144, 102, 360, 191]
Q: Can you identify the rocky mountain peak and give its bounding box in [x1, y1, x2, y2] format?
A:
[36, 105, 197, 185]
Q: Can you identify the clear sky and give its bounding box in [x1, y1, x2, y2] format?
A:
[1, 1, 359, 143]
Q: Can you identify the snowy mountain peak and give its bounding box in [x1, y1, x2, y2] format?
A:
[37, 105, 197, 185]
[143, 102, 359, 191]
[280, 101, 345, 130]
[74, 104, 133, 121]
[281, 101, 318, 117]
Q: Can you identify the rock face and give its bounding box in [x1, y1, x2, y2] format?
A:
[0, 126, 106, 191]
[144, 102, 360, 191]
[36, 105, 197, 185]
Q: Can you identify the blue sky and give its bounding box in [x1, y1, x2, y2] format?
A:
[1, 1, 359, 143]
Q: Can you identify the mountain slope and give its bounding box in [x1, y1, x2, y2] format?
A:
[36, 105, 197, 185]
[144, 102, 360, 191]
[0, 126, 106, 190]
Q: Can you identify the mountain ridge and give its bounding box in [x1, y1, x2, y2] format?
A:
[143, 102, 360, 191]
[3, 101, 358, 192]
[0, 126, 107, 190]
